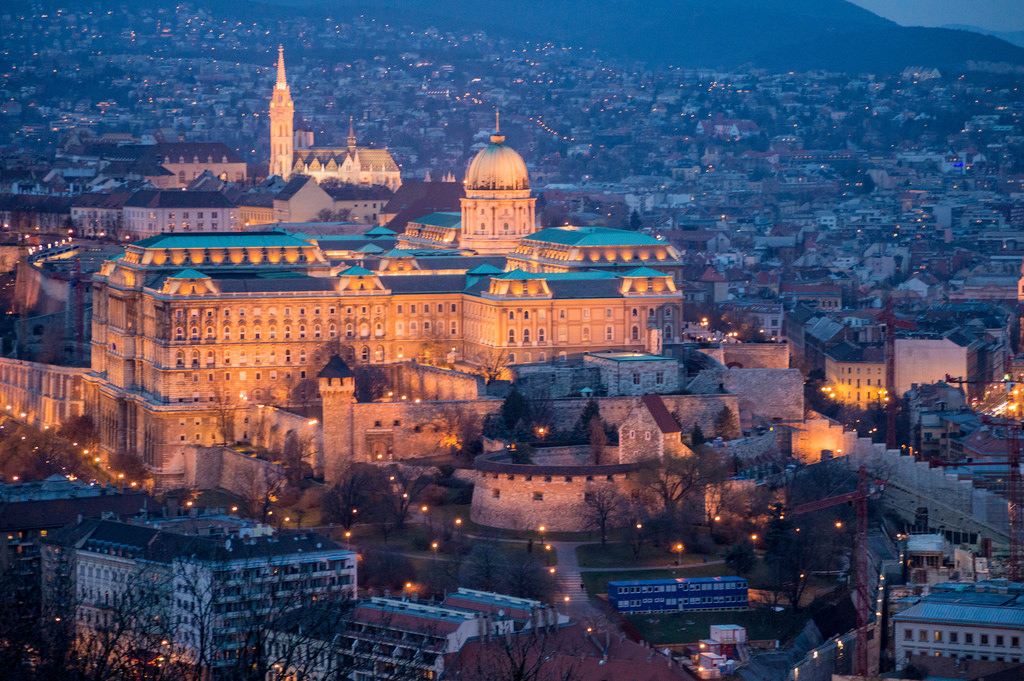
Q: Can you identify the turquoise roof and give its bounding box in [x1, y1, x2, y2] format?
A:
[620, 266, 673, 278]
[381, 249, 417, 258]
[355, 243, 385, 253]
[338, 266, 375, 276]
[169, 269, 210, 279]
[524, 227, 664, 247]
[410, 212, 462, 229]
[364, 226, 397, 237]
[133, 231, 311, 250]
[466, 263, 505, 275]
[495, 269, 618, 281]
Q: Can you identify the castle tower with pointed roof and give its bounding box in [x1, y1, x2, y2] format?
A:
[268, 50, 402, 191]
[269, 46, 295, 180]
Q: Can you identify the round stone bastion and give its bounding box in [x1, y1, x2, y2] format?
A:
[469, 449, 648, 532]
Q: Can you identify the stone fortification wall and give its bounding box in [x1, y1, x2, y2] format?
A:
[791, 414, 857, 464]
[0, 357, 86, 428]
[246, 405, 324, 474]
[529, 446, 594, 465]
[721, 343, 790, 369]
[544, 393, 741, 440]
[510, 363, 602, 400]
[320, 398, 502, 481]
[722, 368, 804, 426]
[687, 367, 803, 428]
[0, 245, 21, 274]
[15, 260, 73, 314]
[470, 454, 648, 532]
[384, 362, 483, 402]
[184, 445, 287, 498]
[841, 439, 1010, 550]
[715, 430, 783, 465]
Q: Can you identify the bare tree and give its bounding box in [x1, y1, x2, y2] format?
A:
[455, 624, 584, 681]
[434, 403, 482, 461]
[583, 486, 625, 545]
[640, 446, 729, 515]
[374, 464, 436, 530]
[322, 463, 378, 530]
[211, 388, 237, 445]
[478, 347, 511, 384]
[237, 462, 289, 523]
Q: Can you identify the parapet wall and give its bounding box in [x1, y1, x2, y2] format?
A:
[0, 357, 86, 428]
[245, 405, 324, 474]
[544, 393, 742, 439]
[842, 438, 1010, 549]
[696, 343, 790, 370]
[510, 363, 602, 400]
[184, 445, 287, 498]
[383, 362, 484, 402]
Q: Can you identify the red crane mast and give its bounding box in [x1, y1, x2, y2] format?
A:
[789, 466, 882, 676]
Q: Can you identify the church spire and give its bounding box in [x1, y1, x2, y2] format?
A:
[347, 116, 357, 154]
[276, 45, 288, 90]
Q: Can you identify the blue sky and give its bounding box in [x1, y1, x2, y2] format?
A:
[850, 0, 1024, 32]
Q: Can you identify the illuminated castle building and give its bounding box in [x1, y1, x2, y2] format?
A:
[84, 120, 685, 488]
[268, 47, 401, 191]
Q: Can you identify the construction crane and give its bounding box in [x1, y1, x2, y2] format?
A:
[789, 466, 884, 676]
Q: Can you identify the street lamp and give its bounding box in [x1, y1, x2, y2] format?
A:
[675, 543, 684, 565]
[431, 542, 439, 561]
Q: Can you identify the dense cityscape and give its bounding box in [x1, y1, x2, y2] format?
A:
[2, 1, 1024, 680]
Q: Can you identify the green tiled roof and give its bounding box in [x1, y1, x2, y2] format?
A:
[466, 263, 505, 275]
[410, 212, 462, 228]
[168, 269, 210, 279]
[133, 231, 311, 250]
[523, 227, 665, 247]
[355, 243, 385, 253]
[338, 265, 375, 276]
[620, 266, 673, 278]
[364, 226, 397, 237]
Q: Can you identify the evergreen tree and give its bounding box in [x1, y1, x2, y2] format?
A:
[571, 399, 602, 442]
[691, 424, 706, 447]
[501, 389, 530, 433]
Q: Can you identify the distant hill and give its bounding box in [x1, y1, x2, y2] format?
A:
[262, 0, 1024, 73]
[16, 0, 1024, 73]
[942, 24, 1024, 49]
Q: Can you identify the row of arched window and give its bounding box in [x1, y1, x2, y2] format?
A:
[174, 348, 307, 368]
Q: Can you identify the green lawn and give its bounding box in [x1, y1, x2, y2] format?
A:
[626, 607, 805, 645]
[461, 517, 599, 543]
[576, 542, 713, 569]
[582, 565, 739, 597]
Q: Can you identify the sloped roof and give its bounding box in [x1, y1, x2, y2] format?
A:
[132, 231, 310, 250]
[318, 354, 354, 380]
[641, 394, 682, 434]
[338, 265, 375, 276]
[169, 269, 210, 279]
[620, 266, 673, 278]
[124, 189, 236, 209]
[409, 211, 462, 228]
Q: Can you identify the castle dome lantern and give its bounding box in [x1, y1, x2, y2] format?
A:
[465, 117, 529, 192]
